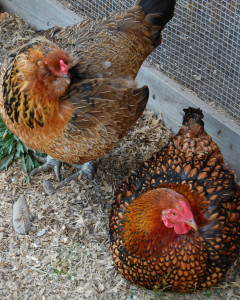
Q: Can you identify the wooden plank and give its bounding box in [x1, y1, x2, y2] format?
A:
[137, 65, 240, 179]
[0, 0, 83, 30]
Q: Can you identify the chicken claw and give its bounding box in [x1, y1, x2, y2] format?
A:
[30, 154, 98, 189]
[58, 161, 99, 190]
[30, 155, 62, 182]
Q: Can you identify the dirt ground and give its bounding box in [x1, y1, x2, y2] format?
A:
[0, 13, 240, 300]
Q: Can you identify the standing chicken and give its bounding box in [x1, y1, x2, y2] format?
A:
[110, 107, 240, 292]
[0, 0, 176, 182]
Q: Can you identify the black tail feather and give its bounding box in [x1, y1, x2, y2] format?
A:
[182, 107, 204, 127]
[133, 85, 149, 117]
[136, 0, 176, 46]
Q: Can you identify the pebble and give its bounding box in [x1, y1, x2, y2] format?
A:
[43, 180, 55, 195]
[37, 228, 46, 237]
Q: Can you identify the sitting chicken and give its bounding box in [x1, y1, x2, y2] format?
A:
[110, 107, 240, 292]
[0, 0, 176, 183]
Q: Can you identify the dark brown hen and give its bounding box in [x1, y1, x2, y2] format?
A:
[0, 0, 176, 181]
[109, 107, 240, 292]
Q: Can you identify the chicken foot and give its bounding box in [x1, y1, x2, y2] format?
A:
[30, 154, 62, 181]
[30, 154, 98, 189]
[58, 161, 99, 190]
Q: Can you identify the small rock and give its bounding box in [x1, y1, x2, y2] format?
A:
[43, 180, 55, 195]
[37, 228, 46, 237]
[96, 283, 105, 292]
[12, 195, 32, 235]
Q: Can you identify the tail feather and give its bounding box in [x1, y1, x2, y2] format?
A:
[177, 107, 206, 138]
[182, 107, 204, 127]
[136, 0, 176, 46]
[127, 85, 149, 129]
[133, 85, 149, 116]
[118, 85, 149, 139]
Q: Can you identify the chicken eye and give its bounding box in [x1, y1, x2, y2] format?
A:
[171, 211, 177, 217]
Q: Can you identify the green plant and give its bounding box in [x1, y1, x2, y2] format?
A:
[0, 115, 44, 177]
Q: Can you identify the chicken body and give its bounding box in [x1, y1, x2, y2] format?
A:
[110, 107, 240, 292]
[0, 0, 176, 171]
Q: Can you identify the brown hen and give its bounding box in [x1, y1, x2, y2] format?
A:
[110, 107, 240, 292]
[0, 0, 176, 182]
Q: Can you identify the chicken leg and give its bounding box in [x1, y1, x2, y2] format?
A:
[58, 161, 98, 189]
[30, 155, 62, 181]
[30, 154, 98, 188]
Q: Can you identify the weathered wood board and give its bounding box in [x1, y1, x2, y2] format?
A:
[0, 0, 83, 30]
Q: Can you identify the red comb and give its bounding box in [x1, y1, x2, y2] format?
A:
[179, 200, 193, 218]
[59, 60, 68, 74]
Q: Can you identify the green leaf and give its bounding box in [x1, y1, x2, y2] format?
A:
[0, 115, 44, 175]
[0, 153, 15, 170]
[26, 175, 30, 183]
[25, 153, 35, 173]
[17, 142, 25, 154]
[21, 154, 27, 174]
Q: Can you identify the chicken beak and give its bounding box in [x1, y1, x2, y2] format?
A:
[62, 73, 70, 84]
[186, 218, 198, 231]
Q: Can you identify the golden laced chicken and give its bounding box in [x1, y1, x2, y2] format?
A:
[110, 107, 240, 292]
[0, 0, 176, 184]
